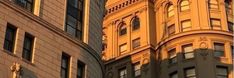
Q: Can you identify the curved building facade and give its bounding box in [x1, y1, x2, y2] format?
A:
[103, 0, 233, 78]
[0, 0, 105, 78]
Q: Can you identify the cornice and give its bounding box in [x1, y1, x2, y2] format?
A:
[106, 0, 143, 15]
[155, 30, 234, 51]
[0, 0, 104, 74]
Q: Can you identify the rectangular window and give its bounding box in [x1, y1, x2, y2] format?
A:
[65, 0, 84, 39]
[119, 67, 127, 78]
[133, 62, 141, 77]
[132, 38, 140, 49]
[214, 43, 225, 57]
[61, 53, 70, 78]
[77, 60, 85, 78]
[216, 66, 228, 78]
[168, 24, 175, 36]
[211, 19, 221, 30]
[22, 33, 34, 61]
[182, 44, 194, 59]
[170, 72, 178, 78]
[228, 22, 233, 32]
[4, 23, 17, 52]
[14, 0, 34, 12]
[181, 20, 192, 32]
[184, 67, 196, 78]
[119, 43, 127, 55]
[168, 48, 177, 64]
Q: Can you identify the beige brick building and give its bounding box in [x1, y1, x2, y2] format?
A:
[0, 0, 105, 78]
[102, 0, 233, 78]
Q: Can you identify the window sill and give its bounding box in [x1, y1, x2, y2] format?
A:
[2, 49, 17, 57]
[21, 58, 35, 66]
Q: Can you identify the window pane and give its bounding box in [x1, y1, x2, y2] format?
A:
[170, 72, 178, 78]
[182, 44, 193, 53]
[134, 63, 141, 77]
[4, 24, 16, 52]
[168, 5, 174, 17]
[168, 24, 175, 35]
[120, 43, 127, 53]
[180, 0, 190, 11]
[182, 20, 192, 31]
[61, 54, 70, 78]
[185, 68, 196, 77]
[132, 38, 140, 49]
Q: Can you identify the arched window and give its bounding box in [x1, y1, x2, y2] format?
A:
[167, 4, 174, 18]
[180, 0, 190, 12]
[209, 0, 219, 10]
[119, 23, 127, 36]
[132, 17, 140, 30]
[225, 0, 232, 14]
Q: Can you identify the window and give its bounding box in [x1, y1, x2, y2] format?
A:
[210, 19, 221, 30]
[225, 0, 232, 15]
[132, 17, 140, 30]
[77, 60, 85, 78]
[119, 43, 127, 55]
[182, 44, 194, 59]
[216, 66, 228, 78]
[180, 0, 190, 11]
[209, 0, 219, 10]
[228, 22, 233, 32]
[61, 53, 70, 78]
[119, 24, 127, 36]
[132, 38, 140, 49]
[133, 62, 141, 77]
[119, 67, 127, 78]
[181, 20, 192, 32]
[214, 43, 225, 57]
[4, 24, 17, 52]
[22, 33, 34, 61]
[168, 24, 175, 36]
[167, 4, 174, 18]
[170, 72, 178, 78]
[65, 0, 84, 39]
[168, 48, 177, 64]
[14, 0, 34, 12]
[184, 67, 196, 78]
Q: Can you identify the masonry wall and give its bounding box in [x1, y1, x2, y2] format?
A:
[0, 0, 104, 78]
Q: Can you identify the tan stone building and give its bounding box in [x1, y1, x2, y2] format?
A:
[0, 0, 105, 78]
[102, 0, 233, 78]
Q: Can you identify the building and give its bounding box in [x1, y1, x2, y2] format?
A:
[0, 0, 105, 78]
[102, 0, 233, 78]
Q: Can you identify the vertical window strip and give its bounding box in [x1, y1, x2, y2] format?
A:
[4, 23, 17, 53]
[22, 33, 34, 61]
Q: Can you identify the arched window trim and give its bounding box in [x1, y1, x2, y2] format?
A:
[167, 4, 175, 18]
[118, 22, 127, 36]
[131, 16, 140, 31]
[179, 0, 190, 12]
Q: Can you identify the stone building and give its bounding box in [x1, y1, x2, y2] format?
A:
[102, 0, 233, 78]
[0, 0, 105, 78]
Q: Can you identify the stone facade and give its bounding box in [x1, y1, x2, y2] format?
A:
[0, 0, 105, 78]
[103, 0, 233, 78]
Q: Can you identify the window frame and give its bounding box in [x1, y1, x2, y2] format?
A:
[182, 44, 194, 59]
[184, 67, 196, 78]
[169, 71, 178, 78]
[168, 48, 177, 64]
[61, 53, 70, 78]
[132, 16, 140, 31]
[65, 0, 84, 40]
[119, 43, 127, 55]
[22, 33, 35, 62]
[14, 0, 35, 12]
[181, 19, 192, 32]
[216, 66, 228, 78]
[180, 0, 190, 12]
[209, 0, 219, 10]
[119, 67, 127, 78]
[119, 23, 127, 36]
[167, 4, 175, 18]
[132, 38, 140, 49]
[77, 60, 86, 78]
[167, 24, 175, 36]
[213, 43, 225, 57]
[210, 18, 221, 30]
[133, 62, 141, 77]
[4, 23, 17, 53]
